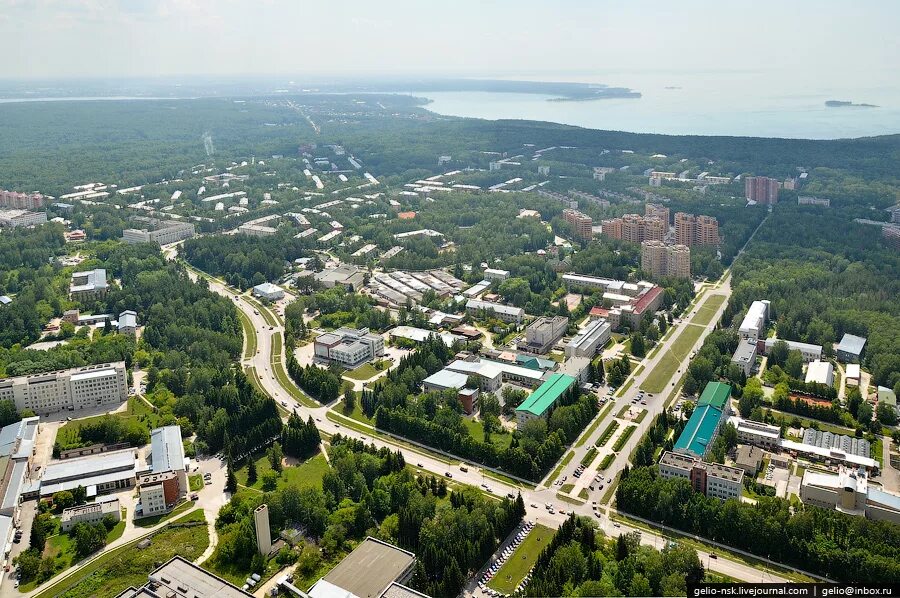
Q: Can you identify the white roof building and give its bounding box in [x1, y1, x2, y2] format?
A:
[805, 360, 834, 386]
[738, 300, 769, 341]
[252, 283, 285, 301]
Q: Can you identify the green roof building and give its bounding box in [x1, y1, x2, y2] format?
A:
[674, 382, 731, 458]
[698, 382, 732, 410]
[515, 373, 576, 428]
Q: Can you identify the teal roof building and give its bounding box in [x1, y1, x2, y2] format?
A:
[674, 382, 731, 458]
[515, 373, 576, 426]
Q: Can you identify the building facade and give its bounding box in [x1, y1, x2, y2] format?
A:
[563, 209, 593, 240]
[0, 209, 47, 228]
[0, 190, 45, 210]
[314, 327, 385, 367]
[138, 471, 181, 517]
[641, 241, 691, 279]
[645, 203, 670, 227]
[744, 176, 780, 204]
[515, 374, 576, 428]
[122, 220, 195, 245]
[674, 212, 719, 246]
[602, 214, 666, 243]
[60, 498, 121, 532]
[565, 318, 611, 358]
[0, 362, 127, 415]
[465, 299, 524, 323]
[70, 269, 108, 300]
[658, 451, 744, 501]
[738, 300, 769, 341]
[522, 316, 568, 354]
[731, 338, 758, 375]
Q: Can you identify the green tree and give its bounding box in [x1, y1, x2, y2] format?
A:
[768, 340, 789, 368]
[343, 388, 356, 413]
[225, 461, 237, 493]
[784, 350, 804, 379]
[247, 457, 258, 486]
[262, 471, 278, 491]
[268, 441, 284, 473]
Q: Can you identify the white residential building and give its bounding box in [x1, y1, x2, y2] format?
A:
[738, 300, 769, 341]
[314, 327, 385, 368]
[730, 417, 781, 449]
[731, 339, 758, 376]
[0, 362, 127, 415]
[122, 221, 195, 245]
[0, 209, 47, 228]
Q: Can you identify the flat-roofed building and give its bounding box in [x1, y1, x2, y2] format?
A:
[61, 497, 121, 532]
[0, 190, 45, 210]
[70, 268, 109, 300]
[147, 425, 188, 499]
[645, 203, 670, 226]
[515, 373, 576, 428]
[122, 220, 195, 245]
[39, 448, 138, 497]
[137, 471, 181, 518]
[117, 555, 254, 598]
[521, 316, 568, 354]
[314, 327, 384, 368]
[836, 333, 866, 363]
[731, 339, 757, 375]
[658, 451, 744, 501]
[0, 361, 127, 415]
[845, 363, 861, 385]
[0, 209, 47, 228]
[466, 299, 524, 324]
[565, 318, 611, 358]
[315, 264, 366, 291]
[445, 358, 545, 391]
[805, 360, 834, 386]
[738, 300, 769, 341]
[734, 444, 763, 475]
[760, 338, 822, 362]
[309, 537, 418, 598]
[563, 209, 593, 240]
[117, 310, 137, 336]
[483, 268, 510, 282]
[673, 383, 730, 458]
[730, 417, 780, 449]
[252, 282, 285, 301]
[744, 176, 780, 204]
[799, 467, 900, 525]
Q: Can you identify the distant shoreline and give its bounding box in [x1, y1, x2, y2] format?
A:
[825, 100, 879, 108]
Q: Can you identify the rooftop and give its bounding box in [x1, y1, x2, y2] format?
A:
[422, 369, 470, 391]
[253, 282, 283, 295]
[698, 382, 731, 410]
[515, 374, 576, 417]
[836, 333, 867, 356]
[122, 556, 253, 598]
[311, 537, 416, 598]
[150, 425, 185, 473]
[674, 403, 724, 458]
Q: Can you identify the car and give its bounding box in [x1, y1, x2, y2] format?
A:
[545, 503, 552, 509]
[269, 326, 274, 331]
[530, 503, 537, 508]
[205, 480, 212, 485]
[417, 463, 423, 467]
[640, 400, 647, 405]
[444, 472, 453, 478]
[613, 522, 621, 528]
[592, 501, 597, 505]
[190, 493, 199, 500]
[709, 553, 718, 559]
[589, 485, 595, 491]
[598, 483, 604, 490]
[460, 466, 468, 472]
[507, 492, 515, 499]
[315, 417, 322, 422]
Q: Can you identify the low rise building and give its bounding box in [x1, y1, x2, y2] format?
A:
[658, 451, 744, 501]
[252, 282, 285, 301]
[70, 268, 109, 300]
[466, 299, 524, 324]
[845, 363, 861, 385]
[800, 467, 900, 525]
[805, 360, 834, 386]
[314, 327, 385, 367]
[483, 268, 510, 282]
[117, 310, 138, 336]
[836, 333, 866, 363]
[444, 357, 545, 391]
[308, 537, 419, 598]
[673, 382, 730, 458]
[759, 337, 822, 362]
[565, 318, 611, 358]
[0, 209, 47, 228]
[0, 361, 127, 416]
[739, 301, 769, 341]
[734, 444, 764, 475]
[521, 316, 568, 354]
[731, 338, 757, 375]
[122, 220, 195, 245]
[60, 497, 121, 532]
[39, 448, 138, 497]
[315, 264, 366, 291]
[117, 556, 254, 598]
[0, 416, 38, 560]
[515, 373, 577, 428]
[137, 470, 182, 518]
[731, 417, 780, 449]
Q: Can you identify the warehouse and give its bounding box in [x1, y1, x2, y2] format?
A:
[39, 448, 139, 497]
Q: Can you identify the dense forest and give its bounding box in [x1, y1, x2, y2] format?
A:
[181, 233, 314, 289]
[617, 465, 900, 582]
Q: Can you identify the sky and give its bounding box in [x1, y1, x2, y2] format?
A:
[0, 0, 898, 83]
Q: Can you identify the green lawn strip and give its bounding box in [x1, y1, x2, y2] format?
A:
[237, 308, 257, 359]
[463, 416, 513, 450]
[872, 437, 884, 468]
[633, 409, 648, 424]
[343, 363, 380, 380]
[580, 447, 598, 468]
[641, 321, 706, 393]
[762, 408, 856, 436]
[271, 331, 282, 363]
[133, 501, 194, 527]
[326, 411, 459, 465]
[632, 365, 645, 377]
[33, 510, 208, 598]
[236, 451, 330, 492]
[612, 425, 637, 452]
[546, 451, 575, 486]
[244, 296, 279, 327]
[598, 453, 615, 471]
[556, 492, 585, 506]
[691, 294, 726, 326]
[204, 552, 283, 588]
[614, 377, 635, 397]
[575, 402, 613, 448]
[616, 405, 630, 418]
[596, 421, 620, 447]
[600, 472, 620, 504]
[189, 473, 204, 491]
[336, 398, 375, 425]
[610, 512, 816, 583]
[271, 356, 318, 408]
[486, 524, 555, 594]
[578, 488, 589, 500]
[106, 511, 126, 543]
[560, 483, 574, 493]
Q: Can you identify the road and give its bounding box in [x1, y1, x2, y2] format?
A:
[163, 246, 807, 585]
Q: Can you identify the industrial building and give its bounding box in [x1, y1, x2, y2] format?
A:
[70, 268, 109, 300]
[744, 176, 780, 204]
[117, 556, 254, 598]
[805, 360, 834, 386]
[835, 333, 866, 363]
[314, 327, 385, 367]
[0, 361, 127, 415]
[800, 468, 900, 525]
[315, 264, 366, 291]
[641, 240, 691, 279]
[389, 326, 461, 347]
[737, 301, 768, 341]
[39, 448, 139, 497]
[148, 425, 188, 488]
[658, 451, 744, 501]
[673, 382, 731, 458]
[308, 537, 420, 598]
[122, 219, 195, 245]
[565, 318, 611, 358]
[370, 270, 462, 305]
[515, 374, 577, 428]
[731, 338, 758, 375]
[251, 282, 285, 301]
[0, 209, 47, 228]
[759, 337, 822, 362]
[60, 496, 121, 532]
[466, 299, 524, 324]
[521, 316, 568, 354]
[0, 416, 38, 561]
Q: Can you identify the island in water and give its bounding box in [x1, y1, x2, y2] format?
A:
[825, 100, 879, 108]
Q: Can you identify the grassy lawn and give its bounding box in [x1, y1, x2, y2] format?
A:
[692, 294, 726, 326]
[596, 421, 620, 447]
[872, 437, 884, 468]
[546, 451, 574, 486]
[580, 447, 598, 467]
[560, 483, 574, 493]
[615, 377, 635, 397]
[34, 510, 208, 598]
[343, 362, 380, 380]
[106, 511, 126, 543]
[641, 326, 704, 394]
[598, 453, 615, 470]
[612, 425, 637, 452]
[134, 501, 194, 528]
[463, 416, 513, 450]
[272, 355, 318, 408]
[633, 409, 648, 424]
[237, 451, 330, 492]
[487, 524, 555, 594]
[575, 402, 614, 448]
[189, 473, 204, 491]
[237, 308, 257, 359]
[337, 398, 374, 424]
[245, 296, 278, 327]
[56, 397, 158, 449]
[205, 552, 282, 589]
[616, 405, 630, 418]
[578, 488, 589, 500]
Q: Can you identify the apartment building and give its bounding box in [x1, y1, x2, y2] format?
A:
[658, 451, 744, 501]
[641, 240, 691, 279]
[738, 300, 769, 341]
[563, 209, 593, 240]
[314, 327, 385, 367]
[0, 362, 127, 415]
[798, 196, 830, 207]
[122, 220, 195, 245]
[70, 269, 109, 300]
[744, 176, 780, 204]
[645, 203, 670, 227]
[0, 190, 45, 210]
[674, 212, 719, 246]
[602, 214, 666, 243]
[521, 316, 568, 354]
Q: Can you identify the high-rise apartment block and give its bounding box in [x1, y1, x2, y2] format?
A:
[674, 212, 719, 246]
[603, 214, 666, 243]
[0, 190, 45, 210]
[642, 240, 691, 279]
[645, 203, 670, 226]
[563, 209, 593, 240]
[744, 176, 780, 204]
